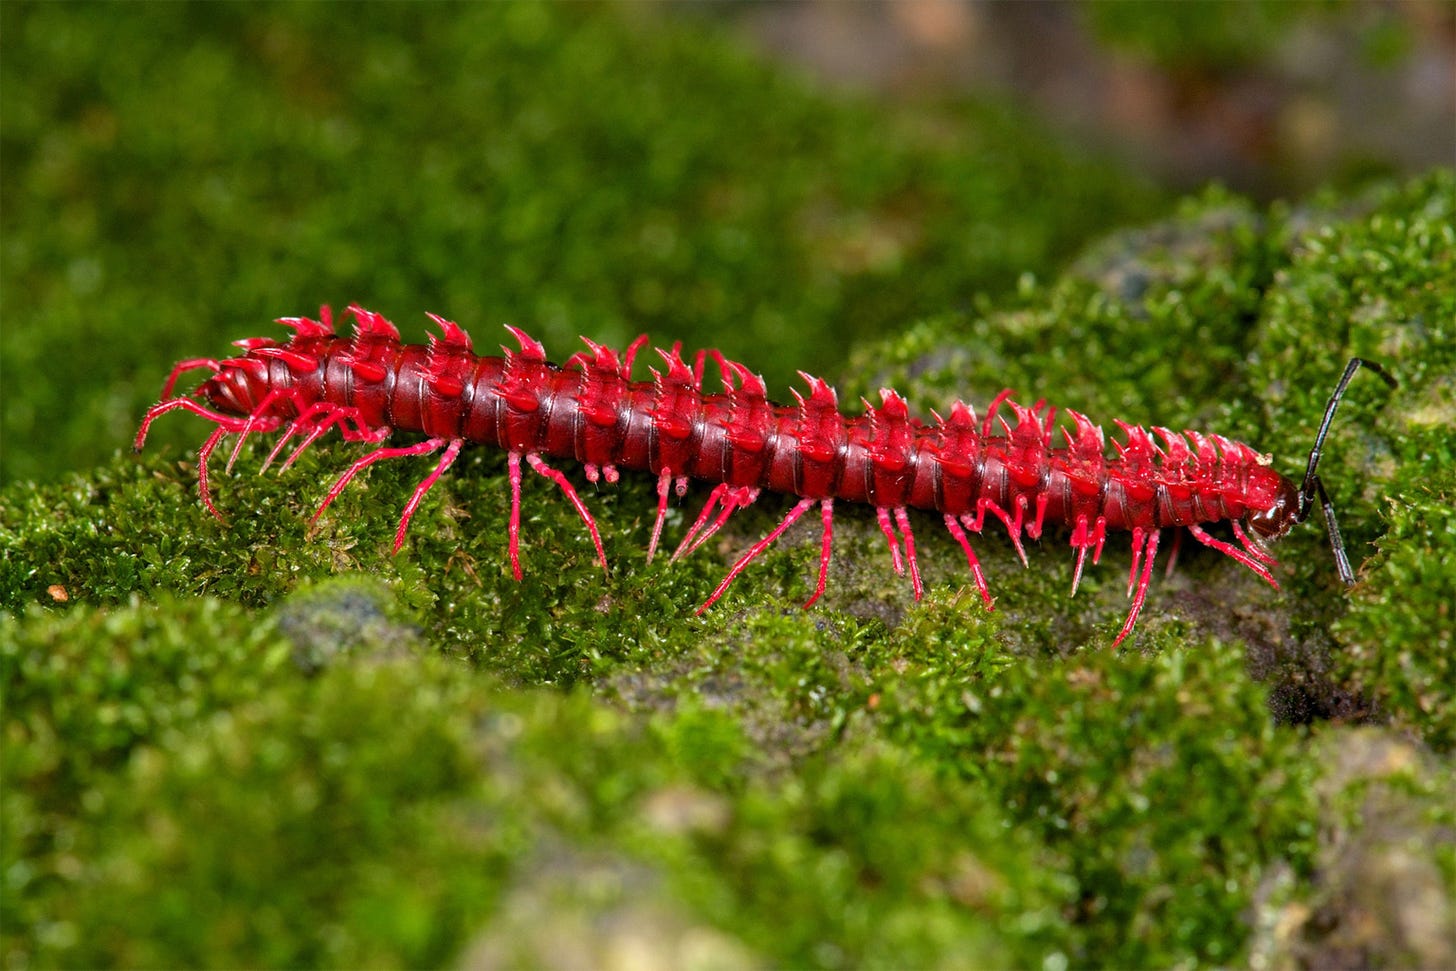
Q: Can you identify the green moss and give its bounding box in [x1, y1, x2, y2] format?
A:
[1250, 173, 1456, 747]
[4, 597, 512, 966]
[880, 636, 1320, 965]
[666, 743, 1069, 969]
[844, 186, 1274, 435]
[1334, 490, 1455, 748]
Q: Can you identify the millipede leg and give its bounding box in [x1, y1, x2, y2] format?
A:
[225, 389, 287, 473]
[1163, 528, 1182, 578]
[526, 453, 609, 574]
[673, 484, 730, 561]
[980, 497, 1029, 567]
[159, 358, 221, 399]
[647, 468, 673, 563]
[135, 396, 256, 520]
[312, 437, 450, 523]
[696, 497, 815, 614]
[945, 515, 994, 607]
[1069, 515, 1093, 596]
[876, 508, 905, 575]
[876, 507, 924, 601]
[262, 403, 385, 474]
[895, 507, 923, 601]
[279, 405, 390, 473]
[1113, 528, 1160, 646]
[134, 397, 250, 452]
[196, 426, 230, 522]
[674, 486, 758, 562]
[1126, 527, 1146, 598]
[507, 452, 524, 581]
[1188, 523, 1278, 587]
[802, 498, 834, 609]
[1230, 521, 1279, 566]
[280, 422, 335, 472]
[1071, 545, 1090, 596]
[262, 419, 307, 473]
[393, 438, 463, 553]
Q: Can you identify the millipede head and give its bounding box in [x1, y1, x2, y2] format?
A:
[1244, 472, 1301, 543]
[200, 358, 273, 415]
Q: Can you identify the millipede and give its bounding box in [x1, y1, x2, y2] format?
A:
[136, 305, 1396, 645]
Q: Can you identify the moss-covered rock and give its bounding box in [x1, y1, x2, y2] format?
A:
[7, 169, 1451, 967]
[3, 4, 1453, 966]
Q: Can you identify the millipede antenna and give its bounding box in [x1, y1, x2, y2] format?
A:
[1295, 357, 1398, 583]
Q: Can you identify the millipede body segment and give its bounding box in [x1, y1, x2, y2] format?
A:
[136, 305, 1394, 645]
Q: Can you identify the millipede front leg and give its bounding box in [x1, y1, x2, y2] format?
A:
[1188, 523, 1278, 587]
[133, 397, 251, 452]
[134, 397, 254, 521]
[262, 402, 389, 474]
[224, 389, 290, 473]
[159, 358, 221, 399]
[1230, 522, 1278, 566]
[311, 438, 453, 527]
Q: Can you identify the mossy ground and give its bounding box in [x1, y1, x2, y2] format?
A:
[3, 5, 1454, 969]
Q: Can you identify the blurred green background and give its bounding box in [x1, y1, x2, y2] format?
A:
[6, 1, 1448, 486]
[2, 2, 1161, 485]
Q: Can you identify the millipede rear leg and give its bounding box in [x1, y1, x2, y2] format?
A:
[696, 497, 817, 613]
[393, 438, 464, 553]
[525, 453, 609, 575]
[1113, 528, 1161, 647]
[943, 515, 993, 607]
[673, 484, 760, 563]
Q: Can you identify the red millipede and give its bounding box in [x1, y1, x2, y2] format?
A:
[135, 305, 1395, 645]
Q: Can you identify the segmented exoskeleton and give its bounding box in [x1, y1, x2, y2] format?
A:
[136, 305, 1395, 644]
